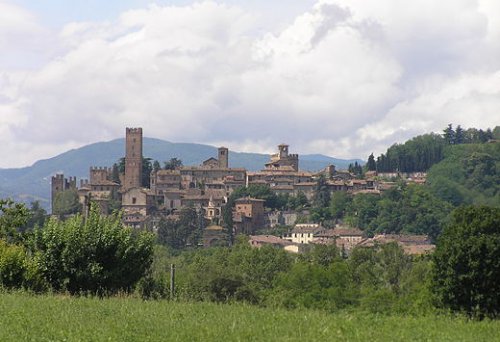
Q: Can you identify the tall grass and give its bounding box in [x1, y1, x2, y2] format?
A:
[0, 292, 499, 341]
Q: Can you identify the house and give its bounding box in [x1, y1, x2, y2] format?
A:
[283, 223, 327, 244]
[358, 234, 435, 255]
[232, 197, 265, 234]
[249, 235, 300, 253]
[312, 226, 365, 253]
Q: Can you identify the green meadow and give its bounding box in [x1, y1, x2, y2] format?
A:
[1, 292, 499, 342]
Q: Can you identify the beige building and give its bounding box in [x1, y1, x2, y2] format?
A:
[283, 223, 327, 244]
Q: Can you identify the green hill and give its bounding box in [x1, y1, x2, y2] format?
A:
[427, 142, 500, 207]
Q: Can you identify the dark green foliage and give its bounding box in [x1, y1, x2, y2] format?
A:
[157, 207, 203, 249]
[376, 133, 446, 173]
[152, 160, 161, 172]
[0, 199, 30, 242]
[52, 188, 81, 216]
[269, 261, 357, 311]
[163, 157, 183, 170]
[111, 163, 120, 184]
[433, 206, 500, 318]
[427, 143, 500, 207]
[142, 157, 153, 188]
[31, 203, 154, 294]
[366, 153, 376, 171]
[443, 124, 455, 145]
[348, 161, 363, 175]
[136, 245, 170, 300]
[329, 191, 351, 220]
[311, 175, 332, 222]
[179, 244, 293, 303]
[300, 244, 341, 266]
[230, 185, 280, 209]
[23, 201, 47, 231]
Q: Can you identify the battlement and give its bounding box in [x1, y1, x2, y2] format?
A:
[90, 166, 111, 184]
[90, 166, 111, 171]
[126, 127, 143, 134]
[52, 174, 64, 181]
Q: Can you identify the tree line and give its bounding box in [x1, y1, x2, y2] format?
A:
[370, 124, 499, 173]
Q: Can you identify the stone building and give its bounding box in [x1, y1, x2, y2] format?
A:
[265, 144, 299, 171]
[283, 223, 327, 244]
[232, 197, 265, 234]
[51, 174, 77, 211]
[124, 127, 143, 190]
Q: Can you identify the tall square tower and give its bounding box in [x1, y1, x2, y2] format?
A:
[124, 127, 143, 189]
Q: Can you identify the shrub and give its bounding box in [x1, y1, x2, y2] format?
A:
[30, 203, 154, 295]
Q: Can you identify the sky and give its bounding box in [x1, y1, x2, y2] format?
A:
[1, 0, 499, 168]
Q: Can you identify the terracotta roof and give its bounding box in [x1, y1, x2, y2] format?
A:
[403, 244, 435, 255]
[291, 224, 325, 234]
[235, 197, 265, 203]
[249, 235, 294, 246]
[91, 180, 120, 186]
[318, 227, 364, 237]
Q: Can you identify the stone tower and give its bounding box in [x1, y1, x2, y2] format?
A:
[124, 127, 143, 189]
[278, 144, 289, 159]
[51, 174, 76, 212]
[218, 146, 229, 169]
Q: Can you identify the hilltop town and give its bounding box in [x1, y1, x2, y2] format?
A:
[52, 127, 432, 253]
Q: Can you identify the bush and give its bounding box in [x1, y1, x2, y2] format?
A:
[0, 240, 46, 291]
[30, 203, 154, 295]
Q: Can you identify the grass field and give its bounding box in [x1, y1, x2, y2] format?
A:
[1, 292, 499, 341]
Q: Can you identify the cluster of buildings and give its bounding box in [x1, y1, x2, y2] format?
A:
[250, 224, 435, 256]
[51, 127, 431, 250]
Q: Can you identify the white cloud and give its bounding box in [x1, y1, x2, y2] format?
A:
[0, 0, 499, 168]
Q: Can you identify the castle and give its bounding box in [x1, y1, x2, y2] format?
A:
[52, 128, 376, 232]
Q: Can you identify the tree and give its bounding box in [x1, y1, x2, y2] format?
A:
[31, 203, 154, 295]
[111, 163, 121, 184]
[0, 199, 30, 242]
[366, 153, 376, 171]
[52, 188, 81, 217]
[443, 124, 455, 145]
[164, 158, 183, 170]
[152, 160, 161, 172]
[329, 191, 350, 220]
[433, 206, 500, 318]
[23, 201, 47, 231]
[455, 125, 465, 144]
[157, 207, 203, 249]
[142, 157, 153, 188]
[348, 162, 363, 176]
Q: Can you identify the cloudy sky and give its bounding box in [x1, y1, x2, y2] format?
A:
[1, 0, 499, 168]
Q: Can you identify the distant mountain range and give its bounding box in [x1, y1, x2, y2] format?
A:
[0, 138, 363, 209]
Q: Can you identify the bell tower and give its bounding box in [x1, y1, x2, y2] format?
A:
[124, 127, 143, 189]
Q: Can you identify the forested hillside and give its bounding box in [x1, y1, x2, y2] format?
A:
[330, 127, 500, 240]
[371, 125, 499, 173]
[427, 142, 500, 207]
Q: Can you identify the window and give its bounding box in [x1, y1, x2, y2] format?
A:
[132, 197, 137, 204]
